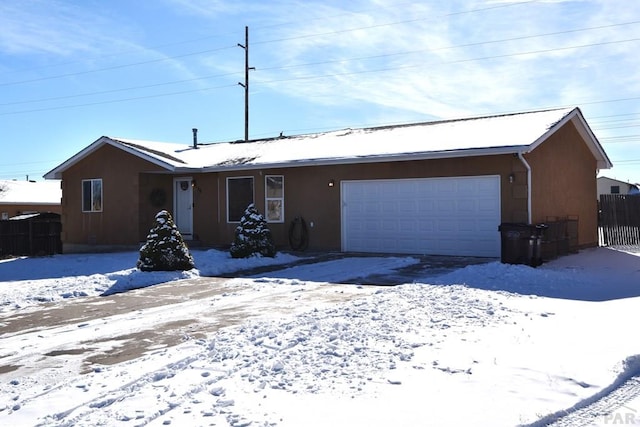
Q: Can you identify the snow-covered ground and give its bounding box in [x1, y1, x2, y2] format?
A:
[1, 247, 639, 426]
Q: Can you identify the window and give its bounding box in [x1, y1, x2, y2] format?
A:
[265, 175, 284, 223]
[227, 177, 254, 222]
[611, 185, 620, 194]
[1, 212, 7, 220]
[82, 179, 103, 212]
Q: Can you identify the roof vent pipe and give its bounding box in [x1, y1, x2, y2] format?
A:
[192, 128, 198, 149]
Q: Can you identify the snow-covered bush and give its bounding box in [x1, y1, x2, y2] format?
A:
[230, 204, 276, 258]
[137, 210, 195, 271]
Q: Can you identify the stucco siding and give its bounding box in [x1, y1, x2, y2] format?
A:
[208, 154, 523, 251]
[525, 121, 598, 248]
[61, 144, 166, 250]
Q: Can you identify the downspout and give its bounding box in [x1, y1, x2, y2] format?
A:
[517, 151, 532, 224]
[217, 176, 220, 224]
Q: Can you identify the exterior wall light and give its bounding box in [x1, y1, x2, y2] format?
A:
[328, 179, 335, 187]
[509, 173, 515, 184]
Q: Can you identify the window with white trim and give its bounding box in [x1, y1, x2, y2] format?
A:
[82, 179, 103, 212]
[265, 175, 284, 223]
[227, 176, 254, 222]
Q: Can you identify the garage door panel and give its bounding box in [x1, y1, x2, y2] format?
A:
[342, 176, 500, 256]
[419, 220, 436, 233]
[364, 200, 380, 212]
[436, 180, 455, 193]
[417, 199, 436, 212]
[458, 220, 477, 232]
[416, 184, 436, 198]
[437, 199, 456, 214]
[456, 180, 478, 196]
[397, 200, 416, 215]
[381, 201, 396, 214]
[457, 199, 476, 213]
[437, 219, 457, 232]
[478, 178, 499, 193]
[398, 219, 416, 232]
[478, 198, 498, 212]
[381, 220, 398, 232]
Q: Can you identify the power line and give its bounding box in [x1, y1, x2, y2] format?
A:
[0, 70, 241, 106]
[0, 0, 538, 80]
[0, 10, 637, 110]
[2, 35, 640, 116]
[612, 159, 640, 164]
[600, 135, 640, 141]
[252, 21, 640, 77]
[2, 5, 637, 90]
[0, 45, 237, 87]
[0, 83, 237, 116]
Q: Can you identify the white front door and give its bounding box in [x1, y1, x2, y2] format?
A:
[173, 177, 193, 239]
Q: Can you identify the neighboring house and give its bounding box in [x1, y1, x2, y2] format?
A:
[0, 180, 62, 220]
[44, 107, 612, 257]
[597, 176, 639, 198]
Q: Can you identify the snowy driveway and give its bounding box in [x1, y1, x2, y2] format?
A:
[2, 248, 640, 426]
[0, 276, 375, 373]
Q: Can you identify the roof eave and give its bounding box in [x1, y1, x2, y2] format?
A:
[44, 136, 178, 180]
[524, 107, 613, 170]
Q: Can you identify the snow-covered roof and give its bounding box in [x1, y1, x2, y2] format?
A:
[0, 180, 61, 205]
[597, 176, 639, 187]
[44, 107, 612, 179]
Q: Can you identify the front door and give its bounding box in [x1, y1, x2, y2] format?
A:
[173, 177, 193, 240]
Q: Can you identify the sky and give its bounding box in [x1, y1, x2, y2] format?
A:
[1, 0, 639, 184]
[1, 247, 640, 425]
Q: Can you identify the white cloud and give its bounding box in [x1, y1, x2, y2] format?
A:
[0, 1, 206, 88]
[0, 1, 117, 56]
[163, 0, 245, 17]
[225, 0, 640, 122]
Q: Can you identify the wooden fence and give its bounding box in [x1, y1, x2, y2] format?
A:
[599, 194, 640, 246]
[0, 213, 62, 257]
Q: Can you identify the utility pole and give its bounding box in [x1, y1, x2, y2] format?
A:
[238, 26, 254, 142]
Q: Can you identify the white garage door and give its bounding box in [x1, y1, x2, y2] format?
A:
[341, 176, 501, 257]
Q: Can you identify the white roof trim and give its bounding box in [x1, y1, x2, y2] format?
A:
[526, 107, 612, 169]
[44, 137, 178, 179]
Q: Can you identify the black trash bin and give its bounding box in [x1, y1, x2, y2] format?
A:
[498, 223, 544, 267]
[533, 223, 548, 266]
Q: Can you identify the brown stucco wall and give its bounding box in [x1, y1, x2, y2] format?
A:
[209, 154, 524, 251]
[138, 173, 221, 243]
[524, 120, 599, 248]
[191, 173, 221, 243]
[138, 173, 173, 241]
[61, 144, 166, 251]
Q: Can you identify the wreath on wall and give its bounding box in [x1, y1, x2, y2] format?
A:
[149, 188, 167, 207]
